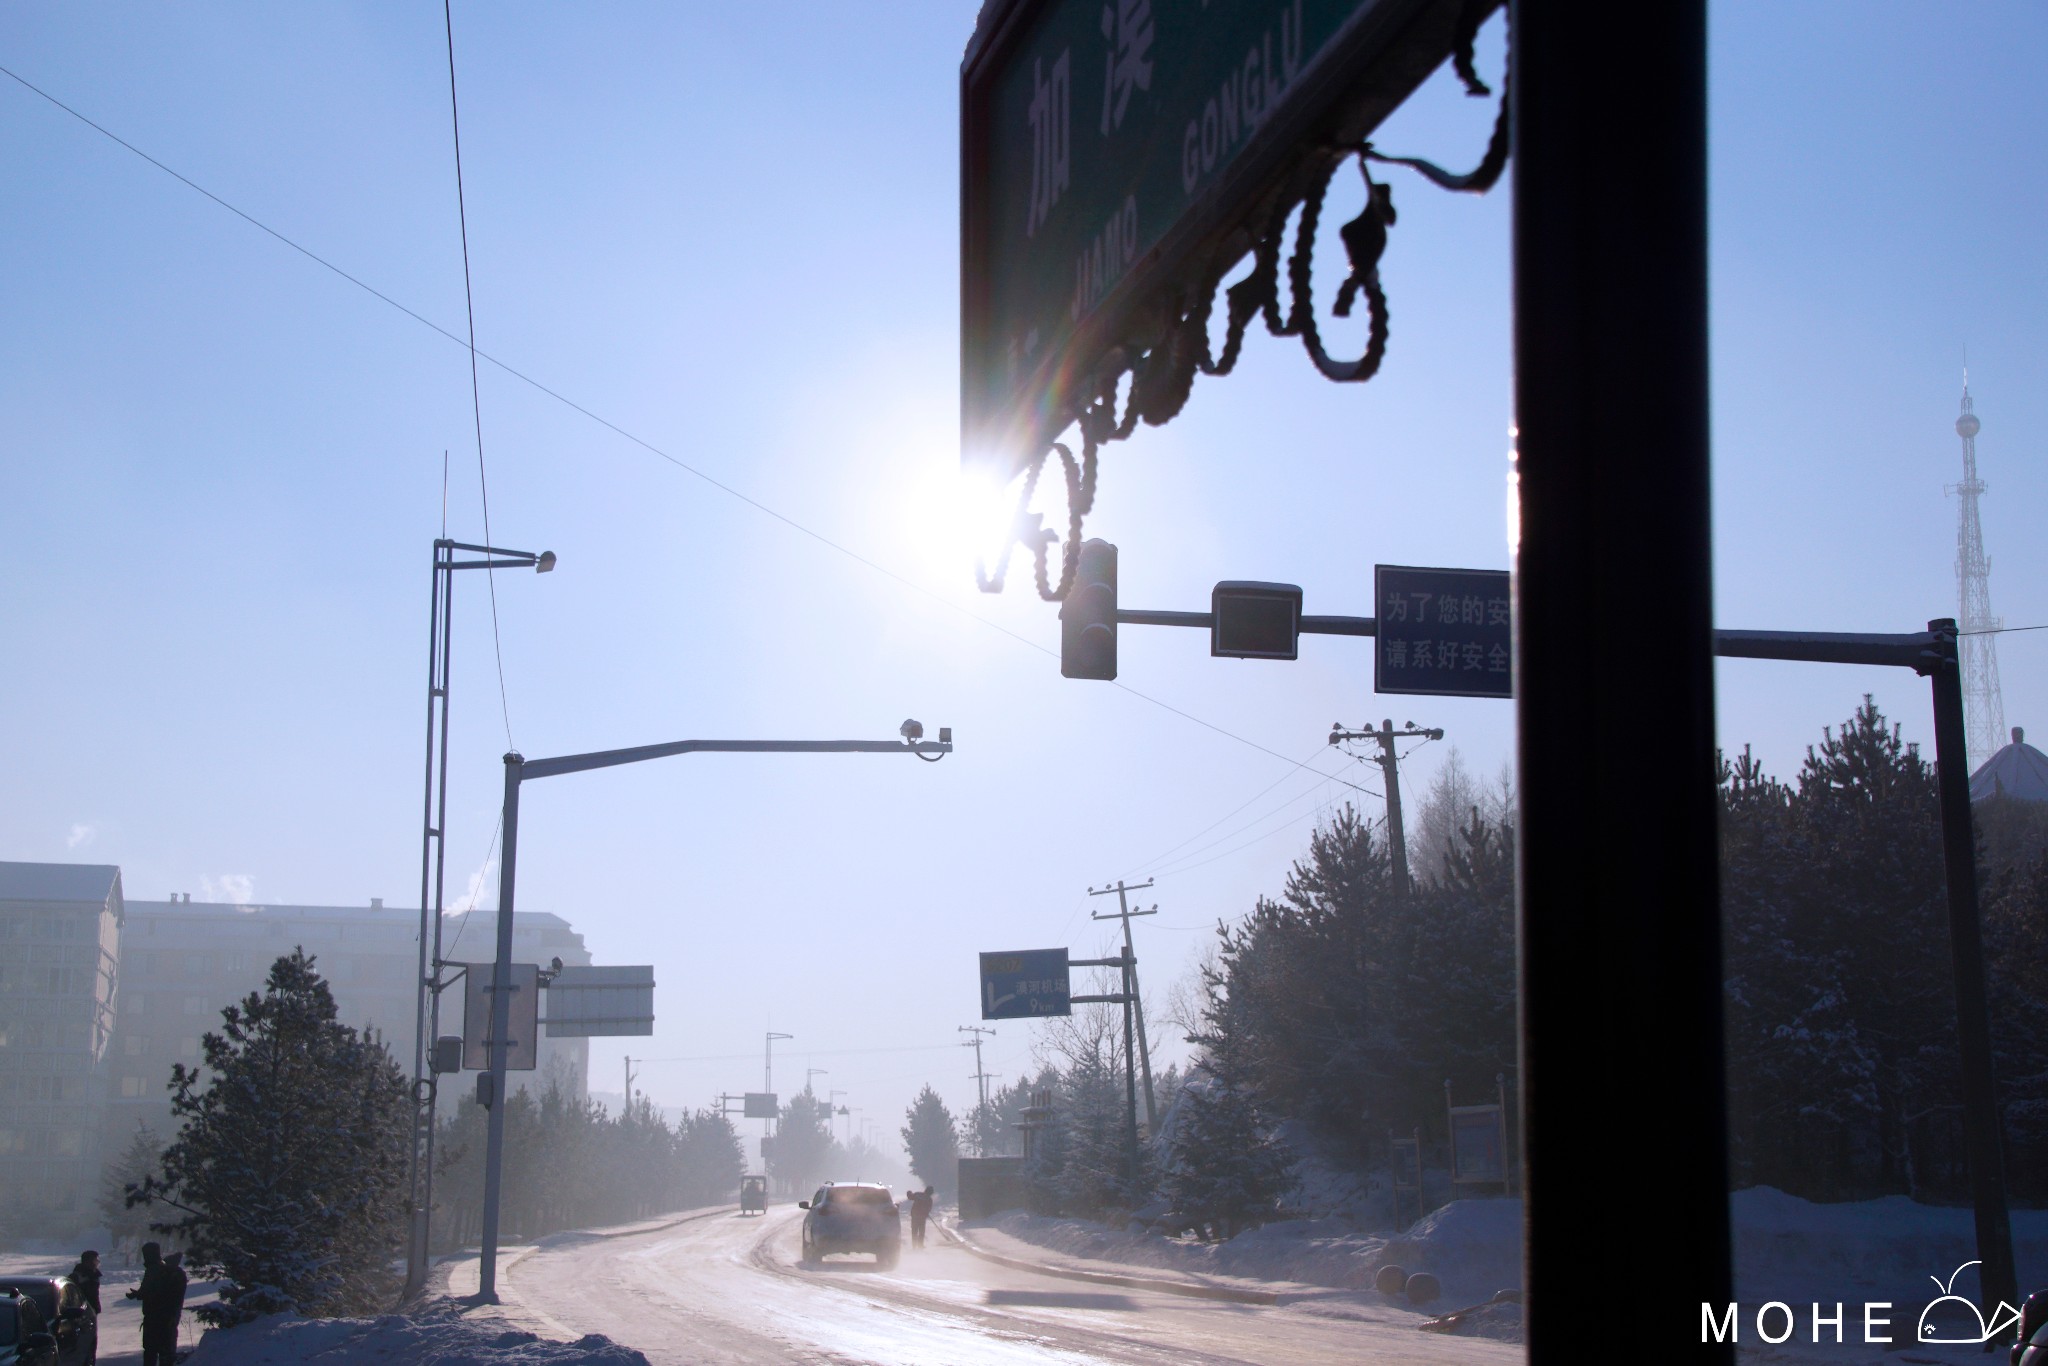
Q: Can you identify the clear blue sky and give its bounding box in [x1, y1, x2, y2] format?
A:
[3, 3, 2043, 1133]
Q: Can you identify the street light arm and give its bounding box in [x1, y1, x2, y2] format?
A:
[520, 737, 952, 781]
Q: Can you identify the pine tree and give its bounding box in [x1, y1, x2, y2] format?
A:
[130, 949, 409, 1323]
[771, 1090, 837, 1193]
[899, 1086, 959, 1197]
[1163, 1074, 1295, 1241]
[99, 1122, 161, 1255]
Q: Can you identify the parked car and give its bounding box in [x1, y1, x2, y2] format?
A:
[0, 1280, 91, 1366]
[798, 1182, 901, 1268]
[0, 1289, 60, 1365]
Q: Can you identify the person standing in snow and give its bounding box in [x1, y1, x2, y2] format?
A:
[907, 1186, 935, 1249]
[125, 1242, 187, 1366]
[66, 1250, 102, 1365]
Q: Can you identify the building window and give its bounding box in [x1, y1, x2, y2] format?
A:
[123, 1036, 142, 1057]
[119, 1077, 144, 1098]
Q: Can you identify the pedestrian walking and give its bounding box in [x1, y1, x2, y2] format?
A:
[125, 1242, 187, 1366]
[907, 1185, 935, 1249]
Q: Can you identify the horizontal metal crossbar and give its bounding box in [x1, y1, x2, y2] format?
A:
[520, 738, 952, 781]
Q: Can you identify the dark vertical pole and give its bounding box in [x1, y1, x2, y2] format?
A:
[477, 752, 523, 1304]
[1511, 1, 1731, 1358]
[405, 547, 444, 1297]
[1926, 618, 2018, 1316]
[1377, 722, 1411, 891]
[1122, 951, 1140, 1194]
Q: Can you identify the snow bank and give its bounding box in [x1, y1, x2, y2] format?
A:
[1731, 1185, 2048, 1309]
[182, 1311, 650, 1365]
[984, 1197, 1523, 1307]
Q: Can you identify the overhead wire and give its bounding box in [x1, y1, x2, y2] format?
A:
[0, 61, 1371, 787]
[439, 1, 514, 751]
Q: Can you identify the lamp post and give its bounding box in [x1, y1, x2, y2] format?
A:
[472, 723, 953, 1303]
[405, 538, 553, 1300]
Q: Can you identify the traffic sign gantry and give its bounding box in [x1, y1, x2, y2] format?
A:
[980, 949, 1073, 1019]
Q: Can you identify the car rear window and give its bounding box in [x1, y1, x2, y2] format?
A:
[829, 1187, 891, 1207]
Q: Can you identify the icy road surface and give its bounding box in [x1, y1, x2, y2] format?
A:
[500, 1207, 1522, 1366]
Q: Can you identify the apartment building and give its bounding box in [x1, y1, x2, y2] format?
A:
[0, 861, 593, 1237]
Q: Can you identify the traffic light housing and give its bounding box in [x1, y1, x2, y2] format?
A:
[1060, 539, 1118, 680]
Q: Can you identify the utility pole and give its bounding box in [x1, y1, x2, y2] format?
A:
[958, 1026, 998, 1111]
[1088, 882, 1158, 1131]
[828, 1090, 849, 1143]
[1329, 720, 1442, 890]
[623, 1056, 638, 1112]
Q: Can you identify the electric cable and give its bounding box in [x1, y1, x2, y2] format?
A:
[0, 63, 1370, 781]
[440, 1, 514, 752]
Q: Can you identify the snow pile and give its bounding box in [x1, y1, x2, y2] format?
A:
[986, 1196, 1524, 1307]
[1731, 1186, 2048, 1310]
[181, 1311, 650, 1365]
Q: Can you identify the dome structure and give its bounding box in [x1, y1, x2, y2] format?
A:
[1969, 726, 2048, 803]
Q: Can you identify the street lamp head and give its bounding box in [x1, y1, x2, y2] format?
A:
[535, 550, 557, 573]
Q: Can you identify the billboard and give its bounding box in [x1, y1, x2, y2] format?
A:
[460, 962, 539, 1071]
[743, 1093, 779, 1120]
[545, 964, 655, 1038]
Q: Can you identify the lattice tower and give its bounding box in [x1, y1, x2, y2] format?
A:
[1950, 380, 2004, 770]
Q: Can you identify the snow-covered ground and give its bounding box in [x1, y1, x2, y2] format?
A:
[178, 1310, 650, 1366]
[972, 1185, 2048, 1361]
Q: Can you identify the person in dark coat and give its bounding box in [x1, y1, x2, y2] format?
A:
[124, 1242, 187, 1366]
[66, 1251, 102, 1365]
[67, 1250, 102, 1314]
[907, 1186, 935, 1249]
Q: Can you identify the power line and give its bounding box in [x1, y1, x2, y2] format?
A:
[1145, 773, 1363, 880]
[440, 1, 513, 751]
[0, 62, 1360, 780]
[1126, 742, 1375, 876]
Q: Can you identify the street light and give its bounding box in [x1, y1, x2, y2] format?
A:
[471, 721, 952, 1302]
[405, 538, 554, 1300]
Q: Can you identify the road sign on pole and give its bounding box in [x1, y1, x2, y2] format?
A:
[962, 0, 1490, 481]
[979, 949, 1072, 1019]
[742, 1093, 779, 1120]
[460, 962, 538, 1071]
[544, 965, 655, 1037]
[1373, 564, 1512, 697]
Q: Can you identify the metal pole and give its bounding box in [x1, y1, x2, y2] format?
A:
[1512, 1, 1731, 1358]
[1926, 618, 2018, 1316]
[404, 546, 445, 1297]
[477, 752, 523, 1303]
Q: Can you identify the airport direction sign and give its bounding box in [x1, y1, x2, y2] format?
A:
[980, 948, 1073, 1019]
[1374, 564, 1512, 698]
[962, 0, 1481, 480]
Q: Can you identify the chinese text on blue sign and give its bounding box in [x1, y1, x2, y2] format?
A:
[980, 949, 1073, 1019]
[1375, 565, 1512, 698]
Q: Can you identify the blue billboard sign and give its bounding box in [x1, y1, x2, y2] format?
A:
[979, 948, 1072, 1019]
[1375, 565, 1513, 698]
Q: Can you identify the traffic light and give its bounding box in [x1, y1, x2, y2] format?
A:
[1060, 539, 1118, 680]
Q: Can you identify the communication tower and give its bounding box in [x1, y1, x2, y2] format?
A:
[1949, 378, 2005, 770]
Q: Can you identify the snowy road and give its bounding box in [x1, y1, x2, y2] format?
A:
[499, 1207, 1521, 1365]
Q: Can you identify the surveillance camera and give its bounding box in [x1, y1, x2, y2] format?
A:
[551, 956, 563, 972]
[900, 719, 924, 741]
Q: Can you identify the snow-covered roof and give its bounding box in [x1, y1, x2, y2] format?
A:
[1969, 726, 2048, 803]
[0, 860, 122, 905]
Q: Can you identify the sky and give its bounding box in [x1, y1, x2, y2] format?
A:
[3, 3, 2044, 1141]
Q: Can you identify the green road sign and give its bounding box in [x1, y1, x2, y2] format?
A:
[962, 0, 1480, 482]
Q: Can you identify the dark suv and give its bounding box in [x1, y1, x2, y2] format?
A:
[798, 1183, 901, 1268]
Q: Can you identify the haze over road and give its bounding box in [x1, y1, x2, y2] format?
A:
[495, 1207, 1514, 1365]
